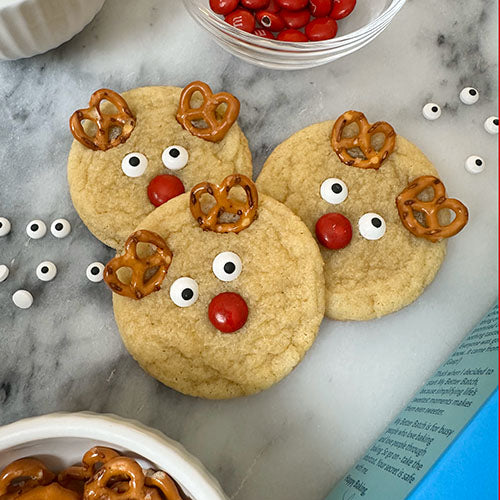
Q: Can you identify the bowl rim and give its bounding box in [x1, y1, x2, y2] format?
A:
[182, 0, 407, 51]
[0, 412, 228, 500]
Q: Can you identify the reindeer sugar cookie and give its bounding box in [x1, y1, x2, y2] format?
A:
[103, 175, 325, 399]
[257, 111, 468, 321]
[67, 82, 252, 249]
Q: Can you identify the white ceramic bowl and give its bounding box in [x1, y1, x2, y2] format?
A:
[0, 412, 228, 500]
[0, 0, 106, 60]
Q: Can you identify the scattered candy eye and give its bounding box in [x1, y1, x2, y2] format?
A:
[281, 8, 310, 29]
[170, 277, 199, 307]
[459, 87, 479, 105]
[277, 0, 308, 10]
[121, 152, 148, 178]
[12, 289, 33, 309]
[484, 116, 499, 135]
[330, 0, 356, 19]
[464, 155, 485, 174]
[0, 264, 9, 283]
[309, 0, 332, 17]
[162, 146, 189, 171]
[358, 213, 386, 240]
[26, 220, 47, 239]
[277, 29, 308, 41]
[320, 178, 348, 205]
[50, 218, 71, 238]
[36, 261, 57, 282]
[0, 217, 11, 237]
[422, 103, 441, 120]
[86, 262, 105, 282]
[315, 212, 352, 249]
[225, 9, 256, 32]
[212, 252, 243, 282]
[209, 0, 239, 15]
[256, 10, 285, 30]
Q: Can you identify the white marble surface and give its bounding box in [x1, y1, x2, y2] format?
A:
[0, 1, 497, 499]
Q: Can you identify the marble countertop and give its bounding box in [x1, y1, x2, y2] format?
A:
[0, 1, 497, 499]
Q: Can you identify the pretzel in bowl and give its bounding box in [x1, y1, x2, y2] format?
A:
[396, 175, 468, 242]
[176, 81, 240, 142]
[331, 110, 396, 169]
[0, 458, 55, 497]
[103, 230, 173, 299]
[190, 174, 258, 233]
[70, 89, 136, 151]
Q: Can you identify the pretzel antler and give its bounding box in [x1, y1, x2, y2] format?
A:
[176, 81, 240, 142]
[331, 111, 396, 169]
[190, 174, 258, 233]
[70, 89, 136, 151]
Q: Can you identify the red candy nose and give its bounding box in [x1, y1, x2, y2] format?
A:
[208, 292, 249, 333]
[147, 174, 185, 207]
[315, 212, 352, 249]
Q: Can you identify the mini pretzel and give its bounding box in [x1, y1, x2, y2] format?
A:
[104, 230, 172, 299]
[176, 81, 240, 142]
[16, 483, 80, 500]
[190, 174, 258, 233]
[331, 111, 396, 169]
[70, 89, 136, 151]
[0, 458, 55, 496]
[144, 472, 182, 500]
[396, 176, 468, 242]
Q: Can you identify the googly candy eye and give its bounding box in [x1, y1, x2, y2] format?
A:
[36, 261, 57, 281]
[212, 252, 242, 282]
[320, 178, 348, 205]
[359, 213, 386, 240]
[26, 220, 47, 239]
[162, 146, 189, 171]
[459, 87, 479, 105]
[465, 155, 485, 174]
[12, 290, 33, 309]
[0, 217, 11, 237]
[50, 218, 71, 238]
[86, 262, 105, 282]
[122, 152, 148, 177]
[0, 264, 9, 283]
[484, 116, 498, 135]
[170, 277, 199, 307]
[422, 103, 441, 121]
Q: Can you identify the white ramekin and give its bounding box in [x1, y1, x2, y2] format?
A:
[0, 0, 106, 60]
[0, 412, 228, 500]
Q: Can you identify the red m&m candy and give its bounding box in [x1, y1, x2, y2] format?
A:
[147, 175, 185, 207]
[315, 213, 352, 249]
[277, 29, 308, 41]
[208, 292, 249, 333]
[209, 0, 239, 15]
[241, 0, 270, 9]
[330, 0, 356, 20]
[256, 10, 285, 30]
[225, 9, 256, 32]
[305, 17, 338, 40]
[276, 0, 308, 10]
[281, 8, 310, 29]
[309, 0, 332, 17]
[260, 0, 281, 13]
[253, 28, 276, 38]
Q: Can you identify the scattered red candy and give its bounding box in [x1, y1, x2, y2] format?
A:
[261, 0, 281, 13]
[209, 0, 239, 15]
[315, 213, 352, 250]
[330, 0, 356, 19]
[305, 17, 338, 40]
[241, 0, 270, 9]
[281, 8, 310, 29]
[225, 9, 256, 32]
[276, 0, 308, 10]
[277, 29, 308, 41]
[256, 10, 285, 30]
[208, 292, 249, 333]
[309, 0, 332, 17]
[253, 28, 276, 38]
[147, 175, 185, 207]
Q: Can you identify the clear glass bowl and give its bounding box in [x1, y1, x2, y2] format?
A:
[182, 0, 407, 70]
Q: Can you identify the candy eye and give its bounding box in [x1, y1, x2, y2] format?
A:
[26, 220, 47, 239]
[460, 87, 479, 105]
[0, 217, 11, 237]
[86, 262, 105, 282]
[50, 218, 71, 238]
[320, 178, 348, 205]
[484, 116, 498, 135]
[170, 277, 199, 307]
[122, 152, 148, 177]
[162, 146, 189, 171]
[359, 213, 386, 240]
[465, 155, 485, 174]
[422, 103, 441, 120]
[36, 261, 57, 282]
[212, 252, 242, 282]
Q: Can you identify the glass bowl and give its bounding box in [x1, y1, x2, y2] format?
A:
[182, 0, 407, 70]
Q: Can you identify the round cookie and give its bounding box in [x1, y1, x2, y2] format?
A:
[257, 115, 467, 321]
[109, 187, 325, 399]
[68, 84, 252, 249]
